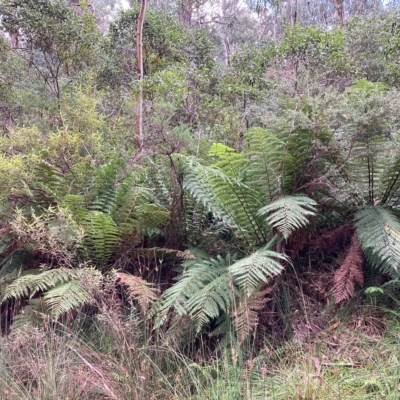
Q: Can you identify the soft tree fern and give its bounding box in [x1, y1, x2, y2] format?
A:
[155, 241, 289, 338]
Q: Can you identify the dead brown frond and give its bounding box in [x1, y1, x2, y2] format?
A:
[311, 223, 353, 255]
[115, 273, 159, 314]
[332, 234, 364, 303]
[234, 286, 274, 346]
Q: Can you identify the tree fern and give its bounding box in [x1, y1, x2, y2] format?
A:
[355, 206, 400, 277]
[257, 195, 318, 240]
[180, 156, 268, 247]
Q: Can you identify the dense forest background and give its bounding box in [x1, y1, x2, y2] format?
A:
[1, 0, 400, 398]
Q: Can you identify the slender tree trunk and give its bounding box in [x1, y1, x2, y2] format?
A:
[331, 0, 344, 27]
[136, 0, 147, 153]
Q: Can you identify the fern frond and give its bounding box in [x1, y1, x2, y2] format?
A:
[43, 281, 89, 319]
[355, 206, 400, 277]
[181, 156, 267, 246]
[228, 240, 287, 297]
[84, 211, 120, 269]
[32, 161, 66, 202]
[2, 268, 75, 302]
[62, 194, 88, 222]
[115, 272, 159, 314]
[245, 128, 292, 200]
[153, 254, 231, 329]
[332, 234, 364, 303]
[257, 195, 317, 240]
[234, 286, 273, 345]
[185, 273, 233, 332]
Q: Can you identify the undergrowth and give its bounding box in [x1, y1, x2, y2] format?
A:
[0, 301, 399, 400]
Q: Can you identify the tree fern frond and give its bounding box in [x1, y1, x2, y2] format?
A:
[32, 161, 66, 202]
[43, 281, 89, 319]
[181, 156, 267, 246]
[62, 194, 88, 222]
[185, 273, 234, 333]
[228, 240, 287, 297]
[234, 287, 273, 345]
[245, 128, 293, 199]
[257, 195, 317, 240]
[2, 268, 75, 302]
[84, 211, 120, 269]
[153, 254, 231, 329]
[332, 234, 364, 303]
[355, 206, 400, 277]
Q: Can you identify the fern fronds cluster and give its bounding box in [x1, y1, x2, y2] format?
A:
[155, 241, 288, 341]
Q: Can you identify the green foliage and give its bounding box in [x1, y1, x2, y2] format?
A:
[2, 268, 74, 302]
[155, 241, 287, 338]
[0, 0, 100, 98]
[83, 211, 120, 269]
[258, 195, 317, 240]
[101, 6, 213, 88]
[355, 206, 400, 278]
[229, 240, 287, 297]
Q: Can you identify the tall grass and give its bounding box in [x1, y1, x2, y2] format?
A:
[1, 297, 400, 399]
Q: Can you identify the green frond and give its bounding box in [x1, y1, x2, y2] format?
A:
[61, 194, 88, 222]
[2, 268, 75, 302]
[136, 203, 170, 236]
[181, 156, 267, 246]
[84, 211, 120, 269]
[209, 142, 245, 174]
[245, 128, 292, 200]
[380, 154, 400, 205]
[355, 206, 400, 277]
[154, 253, 231, 329]
[257, 195, 317, 240]
[185, 273, 233, 333]
[43, 281, 89, 319]
[31, 162, 67, 203]
[228, 241, 287, 297]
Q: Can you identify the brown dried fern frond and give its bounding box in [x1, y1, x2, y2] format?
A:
[311, 223, 352, 255]
[332, 234, 364, 303]
[234, 286, 274, 346]
[115, 273, 159, 314]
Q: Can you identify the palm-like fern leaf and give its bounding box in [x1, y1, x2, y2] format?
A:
[84, 211, 120, 269]
[153, 254, 232, 329]
[43, 281, 89, 319]
[2, 268, 75, 302]
[257, 195, 317, 240]
[181, 156, 267, 246]
[355, 206, 400, 277]
[228, 240, 287, 297]
[185, 273, 233, 332]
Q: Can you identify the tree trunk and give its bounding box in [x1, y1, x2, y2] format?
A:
[136, 0, 147, 153]
[331, 0, 344, 27]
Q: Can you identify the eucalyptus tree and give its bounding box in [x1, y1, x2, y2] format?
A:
[0, 0, 101, 109]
